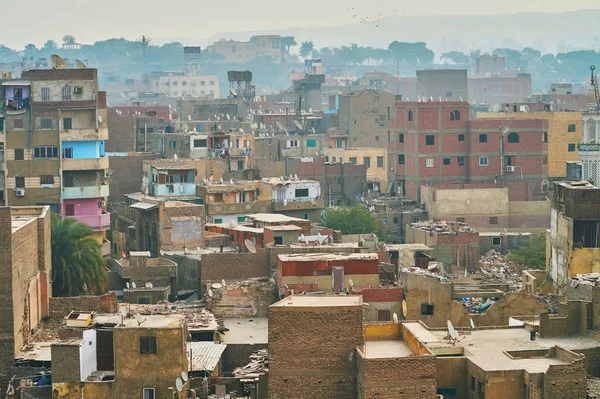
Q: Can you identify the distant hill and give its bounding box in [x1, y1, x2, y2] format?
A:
[204, 9, 600, 55]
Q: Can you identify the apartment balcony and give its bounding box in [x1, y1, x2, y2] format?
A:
[272, 198, 325, 212]
[206, 200, 271, 216]
[5, 98, 30, 115]
[61, 127, 109, 141]
[62, 157, 109, 171]
[74, 212, 111, 231]
[229, 148, 252, 157]
[62, 184, 109, 200]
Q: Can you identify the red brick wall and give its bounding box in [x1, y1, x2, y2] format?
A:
[351, 287, 403, 303]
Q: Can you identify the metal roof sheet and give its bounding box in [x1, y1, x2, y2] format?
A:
[187, 341, 227, 372]
[130, 202, 158, 210]
[2, 80, 30, 86]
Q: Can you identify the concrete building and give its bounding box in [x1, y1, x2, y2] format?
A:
[416, 69, 468, 102]
[0, 206, 51, 393]
[1, 69, 110, 243]
[578, 113, 600, 184]
[421, 185, 550, 232]
[259, 177, 323, 221]
[472, 54, 506, 77]
[150, 72, 219, 99]
[197, 180, 269, 224]
[276, 252, 380, 295]
[406, 220, 479, 272]
[112, 252, 178, 301]
[477, 111, 583, 178]
[245, 213, 310, 235]
[324, 147, 388, 193]
[548, 181, 600, 292]
[469, 74, 532, 105]
[178, 98, 247, 122]
[106, 106, 172, 153]
[206, 35, 282, 64]
[350, 285, 403, 322]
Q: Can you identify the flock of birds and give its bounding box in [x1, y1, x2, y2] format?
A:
[346, 7, 401, 28]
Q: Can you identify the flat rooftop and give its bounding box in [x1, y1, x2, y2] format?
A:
[555, 180, 598, 190]
[362, 340, 413, 359]
[94, 313, 185, 329]
[246, 213, 306, 223]
[221, 317, 268, 344]
[11, 215, 38, 233]
[261, 177, 318, 186]
[270, 295, 362, 308]
[277, 252, 378, 262]
[267, 225, 303, 231]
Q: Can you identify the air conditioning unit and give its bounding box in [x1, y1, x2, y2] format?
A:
[506, 165, 515, 172]
[98, 200, 106, 207]
[15, 188, 25, 197]
[74, 86, 84, 94]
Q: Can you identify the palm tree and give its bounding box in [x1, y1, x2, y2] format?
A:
[51, 214, 106, 297]
[137, 35, 152, 72]
[300, 41, 315, 58]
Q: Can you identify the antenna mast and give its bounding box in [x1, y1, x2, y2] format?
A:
[591, 65, 600, 113]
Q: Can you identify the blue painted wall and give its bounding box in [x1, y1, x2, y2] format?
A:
[62, 140, 105, 159]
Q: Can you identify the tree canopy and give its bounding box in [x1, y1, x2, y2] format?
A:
[507, 234, 546, 270]
[300, 41, 315, 58]
[321, 205, 378, 235]
[51, 214, 107, 297]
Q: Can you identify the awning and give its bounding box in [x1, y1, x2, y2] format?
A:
[188, 341, 227, 372]
[130, 202, 158, 211]
[2, 80, 30, 86]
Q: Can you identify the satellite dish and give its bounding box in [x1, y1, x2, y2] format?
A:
[175, 377, 183, 392]
[402, 301, 407, 318]
[229, 179, 234, 185]
[240, 128, 244, 134]
[135, 313, 145, 326]
[126, 282, 130, 289]
[98, 115, 103, 123]
[120, 308, 127, 318]
[470, 319, 475, 330]
[227, 114, 231, 120]
[181, 371, 189, 382]
[212, 283, 222, 289]
[294, 120, 303, 130]
[294, 174, 298, 180]
[188, 115, 192, 121]
[348, 278, 354, 287]
[145, 282, 152, 288]
[393, 313, 399, 323]
[222, 279, 226, 287]
[230, 88, 238, 97]
[207, 289, 213, 298]
[447, 320, 458, 340]
[131, 282, 137, 289]
[219, 177, 224, 183]
[74, 59, 87, 69]
[50, 54, 67, 69]
[245, 239, 257, 253]
[159, 250, 165, 256]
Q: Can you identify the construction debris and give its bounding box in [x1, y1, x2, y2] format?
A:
[478, 250, 524, 291]
[233, 349, 268, 377]
[458, 297, 497, 313]
[410, 220, 475, 234]
[401, 267, 450, 282]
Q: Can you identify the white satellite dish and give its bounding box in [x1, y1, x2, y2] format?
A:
[219, 177, 224, 183]
[181, 371, 188, 382]
[74, 59, 87, 69]
[159, 250, 164, 256]
[210, 175, 214, 182]
[120, 307, 127, 318]
[393, 313, 399, 323]
[402, 301, 407, 318]
[188, 115, 192, 121]
[98, 115, 103, 123]
[126, 282, 130, 289]
[294, 120, 303, 130]
[145, 282, 152, 288]
[348, 278, 354, 287]
[470, 319, 475, 330]
[212, 283, 222, 290]
[245, 239, 257, 253]
[229, 179, 234, 185]
[222, 279, 226, 287]
[131, 282, 137, 289]
[207, 289, 213, 298]
[230, 88, 238, 97]
[294, 174, 298, 180]
[50, 54, 67, 69]
[175, 377, 183, 392]
[447, 320, 458, 340]
[227, 114, 231, 120]
[240, 128, 244, 134]
[135, 313, 146, 326]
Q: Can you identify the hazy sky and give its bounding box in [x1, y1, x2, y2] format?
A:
[2, 0, 600, 49]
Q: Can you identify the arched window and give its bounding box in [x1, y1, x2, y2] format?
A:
[450, 110, 460, 121]
[541, 179, 549, 193]
[507, 132, 519, 143]
[408, 110, 413, 122]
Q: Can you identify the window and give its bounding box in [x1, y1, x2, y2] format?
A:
[543, 132, 548, 143]
[450, 110, 461, 121]
[303, 213, 310, 220]
[307, 139, 316, 148]
[446, 92, 453, 98]
[169, 140, 177, 149]
[295, 188, 309, 198]
[398, 154, 405, 165]
[421, 304, 434, 315]
[425, 135, 435, 145]
[479, 157, 489, 166]
[40, 175, 54, 185]
[63, 148, 73, 158]
[335, 139, 346, 148]
[479, 134, 487, 143]
[143, 388, 155, 399]
[63, 118, 72, 130]
[274, 236, 283, 245]
[164, 82, 170, 86]
[408, 110, 413, 121]
[349, 157, 357, 164]
[492, 237, 501, 245]
[489, 217, 498, 225]
[425, 158, 434, 168]
[140, 336, 157, 354]
[14, 149, 24, 160]
[568, 143, 576, 152]
[214, 218, 223, 224]
[172, 81, 178, 86]
[377, 156, 384, 168]
[286, 140, 299, 148]
[387, 131, 391, 141]
[457, 157, 465, 166]
[399, 133, 404, 143]
[568, 124, 576, 132]
[201, 81, 206, 86]
[375, 136, 379, 142]
[34, 146, 58, 158]
[138, 298, 150, 304]
[15, 177, 25, 188]
[182, 81, 187, 86]
[458, 134, 465, 141]
[13, 119, 23, 129]
[237, 216, 246, 223]
[40, 118, 53, 130]
[41, 87, 50, 101]
[442, 158, 450, 166]
[193, 139, 207, 148]
[456, 217, 465, 223]
[363, 157, 371, 168]
[471, 377, 476, 392]
[62, 85, 71, 101]
[146, 128, 154, 133]
[505, 156, 514, 166]
[507, 132, 519, 143]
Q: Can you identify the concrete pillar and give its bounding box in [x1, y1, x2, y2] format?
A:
[592, 282, 600, 331]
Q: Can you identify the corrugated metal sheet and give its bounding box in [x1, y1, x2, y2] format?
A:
[130, 202, 158, 210]
[187, 342, 227, 372]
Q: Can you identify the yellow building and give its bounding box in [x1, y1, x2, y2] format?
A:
[206, 35, 282, 64]
[324, 147, 388, 192]
[478, 112, 583, 177]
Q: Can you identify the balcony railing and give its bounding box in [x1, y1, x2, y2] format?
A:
[62, 157, 109, 171]
[74, 212, 111, 231]
[578, 143, 600, 152]
[62, 184, 109, 200]
[61, 127, 109, 141]
[272, 198, 325, 211]
[206, 200, 271, 215]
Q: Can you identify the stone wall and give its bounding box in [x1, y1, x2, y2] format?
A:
[49, 293, 118, 320]
[221, 343, 268, 373]
[51, 344, 81, 383]
[539, 300, 588, 338]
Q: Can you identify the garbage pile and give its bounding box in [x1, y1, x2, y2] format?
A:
[535, 293, 559, 313]
[233, 349, 268, 377]
[458, 297, 497, 313]
[410, 220, 474, 234]
[401, 267, 450, 282]
[479, 250, 524, 291]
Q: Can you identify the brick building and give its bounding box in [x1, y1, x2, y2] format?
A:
[0, 206, 51, 392]
[416, 69, 468, 102]
[107, 152, 162, 206]
[106, 106, 171, 152]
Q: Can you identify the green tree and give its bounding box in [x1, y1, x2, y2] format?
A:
[321, 205, 378, 235]
[137, 35, 152, 71]
[300, 41, 315, 58]
[41, 40, 58, 52]
[507, 234, 546, 270]
[441, 51, 470, 64]
[51, 214, 106, 297]
[388, 41, 434, 65]
[62, 35, 77, 46]
[281, 36, 297, 60]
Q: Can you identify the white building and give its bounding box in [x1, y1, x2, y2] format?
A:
[154, 73, 219, 98]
